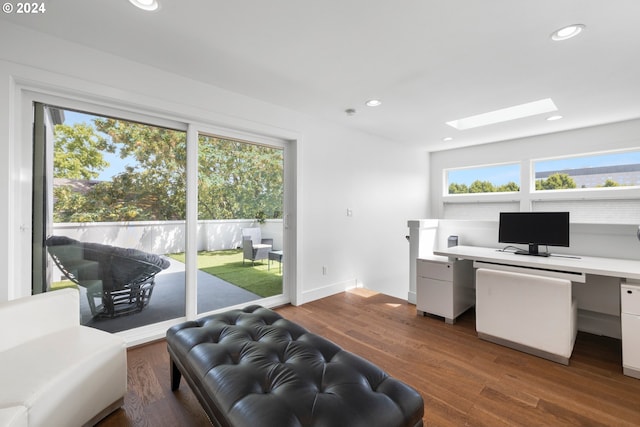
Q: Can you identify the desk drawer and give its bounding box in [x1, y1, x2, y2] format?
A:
[622, 283, 640, 315]
[417, 259, 453, 281]
[416, 277, 452, 318]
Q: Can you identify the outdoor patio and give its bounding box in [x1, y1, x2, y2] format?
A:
[77, 252, 282, 333]
[50, 219, 284, 333]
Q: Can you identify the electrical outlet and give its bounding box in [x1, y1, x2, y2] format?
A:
[346, 208, 353, 217]
[322, 266, 328, 276]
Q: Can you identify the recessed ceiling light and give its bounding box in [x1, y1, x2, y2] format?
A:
[442, 137, 453, 142]
[547, 115, 563, 121]
[129, 0, 159, 11]
[551, 24, 585, 41]
[365, 99, 382, 107]
[446, 98, 558, 130]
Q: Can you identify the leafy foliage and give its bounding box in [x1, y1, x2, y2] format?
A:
[53, 116, 283, 223]
[54, 123, 115, 179]
[198, 136, 283, 220]
[449, 180, 520, 194]
[448, 183, 469, 194]
[535, 173, 577, 190]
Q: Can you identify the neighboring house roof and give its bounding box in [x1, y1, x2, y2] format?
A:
[535, 163, 640, 178]
[53, 178, 101, 194]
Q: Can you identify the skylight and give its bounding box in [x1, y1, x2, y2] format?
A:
[446, 98, 558, 130]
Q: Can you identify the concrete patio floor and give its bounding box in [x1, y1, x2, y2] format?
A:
[79, 258, 261, 333]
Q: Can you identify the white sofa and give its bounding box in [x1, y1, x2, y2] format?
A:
[476, 267, 578, 365]
[0, 288, 127, 427]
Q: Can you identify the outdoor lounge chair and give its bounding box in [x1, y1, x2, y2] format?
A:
[46, 235, 170, 318]
[241, 227, 273, 265]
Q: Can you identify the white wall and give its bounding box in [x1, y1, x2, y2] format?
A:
[0, 22, 429, 305]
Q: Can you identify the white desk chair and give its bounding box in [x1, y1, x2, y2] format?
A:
[476, 267, 578, 365]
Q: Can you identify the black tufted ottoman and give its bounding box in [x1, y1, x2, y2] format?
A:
[166, 305, 424, 427]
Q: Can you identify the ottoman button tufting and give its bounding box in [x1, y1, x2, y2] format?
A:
[167, 305, 424, 427]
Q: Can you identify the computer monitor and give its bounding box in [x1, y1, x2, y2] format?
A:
[498, 212, 570, 256]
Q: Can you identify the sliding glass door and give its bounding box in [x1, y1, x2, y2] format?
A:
[28, 95, 291, 336]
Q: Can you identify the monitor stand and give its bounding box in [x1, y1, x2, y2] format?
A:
[514, 244, 550, 257]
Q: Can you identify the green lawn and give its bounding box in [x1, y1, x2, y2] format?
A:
[168, 249, 282, 298]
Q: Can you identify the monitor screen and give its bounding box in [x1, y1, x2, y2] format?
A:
[498, 212, 569, 256]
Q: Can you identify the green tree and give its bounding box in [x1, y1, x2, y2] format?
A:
[497, 182, 520, 192]
[93, 118, 187, 221]
[198, 136, 283, 220]
[53, 116, 284, 222]
[469, 180, 496, 193]
[535, 173, 576, 190]
[600, 179, 619, 187]
[448, 183, 469, 194]
[54, 123, 114, 179]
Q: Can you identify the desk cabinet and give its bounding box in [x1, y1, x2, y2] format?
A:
[416, 258, 474, 324]
[622, 282, 640, 379]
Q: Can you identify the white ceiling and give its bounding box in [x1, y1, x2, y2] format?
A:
[3, 0, 640, 150]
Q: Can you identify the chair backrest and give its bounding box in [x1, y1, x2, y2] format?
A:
[46, 235, 170, 290]
[242, 227, 262, 246]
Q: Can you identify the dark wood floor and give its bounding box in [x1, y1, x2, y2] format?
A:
[98, 288, 640, 426]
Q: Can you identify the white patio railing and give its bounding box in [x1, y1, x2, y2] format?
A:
[51, 219, 284, 255]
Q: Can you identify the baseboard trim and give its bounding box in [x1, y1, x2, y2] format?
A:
[623, 366, 640, 379]
[300, 279, 357, 304]
[577, 309, 621, 339]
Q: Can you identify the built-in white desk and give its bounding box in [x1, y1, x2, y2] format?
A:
[434, 245, 640, 283]
[429, 245, 640, 377]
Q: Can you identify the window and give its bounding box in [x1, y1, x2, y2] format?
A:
[533, 150, 640, 191]
[445, 163, 520, 195]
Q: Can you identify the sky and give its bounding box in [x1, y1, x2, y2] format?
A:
[63, 110, 134, 181]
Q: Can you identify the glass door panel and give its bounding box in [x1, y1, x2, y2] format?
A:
[35, 105, 187, 333]
[195, 134, 284, 314]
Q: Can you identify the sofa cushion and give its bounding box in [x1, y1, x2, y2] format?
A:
[0, 288, 79, 353]
[0, 327, 126, 427]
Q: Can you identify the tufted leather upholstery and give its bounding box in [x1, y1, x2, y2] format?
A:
[167, 305, 424, 427]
